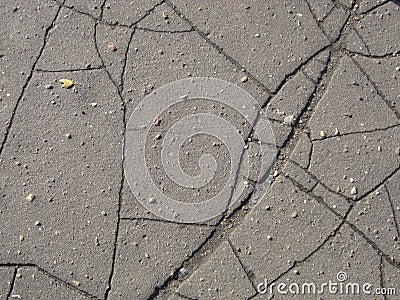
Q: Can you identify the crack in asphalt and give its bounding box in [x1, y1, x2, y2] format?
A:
[287, 165, 400, 268]
[35, 66, 104, 73]
[227, 238, 258, 295]
[147, 227, 218, 300]
[247, 163, 400, 295]
[247, 205, 352, 300]
[164, 0, 273, 97]
[266, 48, 331, 149]
[361, 0, 390, 15]
[347, 50, 400, 59]
[149, 10, 354, 299]
[352, 27, 372, 55]
[120, 217, 213, 227]
[311, 123, 400, 142]
[2, 0, 399, 298]
[5, 267, 17, 300]
[119, 29, 136, 93]
[351, 56, 400, 119]
[346, 221, 400, 268]
[385, 183, 400, 239]
[136, 27, 195, 34]
[61, 0, 165, 29]
[267, 45, 331, 99]
[91, 5, 129, 300]
[287, 175, 348, 219]
[304, 0, 331, 32]
[290, 159, 355, 204]
[0, 263, 99, 299]
[306, 132, 313, 170]
[0, 1, 64, 156]
[160, 1, 400, 297]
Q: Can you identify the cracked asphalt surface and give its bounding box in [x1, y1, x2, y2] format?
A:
[0, 0, 399, 299]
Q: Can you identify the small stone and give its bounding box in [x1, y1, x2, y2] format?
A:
[267, 235, 273, 240]
[293, 269, 300, 275]
[148, 197, 155, 204]
[180, 268, 189, 277]
[396, 147, 400, 156]
[162, 11, 168, 19]
[65, 133, 72, 139]
[90, 102, 98, 107]
[158, 49, 164, 55]
[72, 280, 80, 287]
[34, 220, 41, 226]
[101, 210, 107, 216]
[154, 133, 162, 140]
[377, 146, 382, 152]
[45, 84, 53, 89]
[334, 128, 339, 135]
[319, 131, 327, 138]
[107, 44, 117, 52]
[283, 115, 295, 126]
[19, 235, 24, 242]
[395, 67, 400, 71]
[255, 33, 260, 37]
[351, 187, 358, 195]
[241, 76, 248, 83]
[291, 211, 298, 218]
[153, 116, 162, 126]
[15, 161, 21, 166]
[26, 193, 35, 202]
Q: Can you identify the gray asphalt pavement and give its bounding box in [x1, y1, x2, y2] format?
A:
[0, 0, 399, 299]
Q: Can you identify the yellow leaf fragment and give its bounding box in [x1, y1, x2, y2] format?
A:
[59, 79, 74, 89]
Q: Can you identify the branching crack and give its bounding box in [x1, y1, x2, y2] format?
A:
[0, 2, 64, 156]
